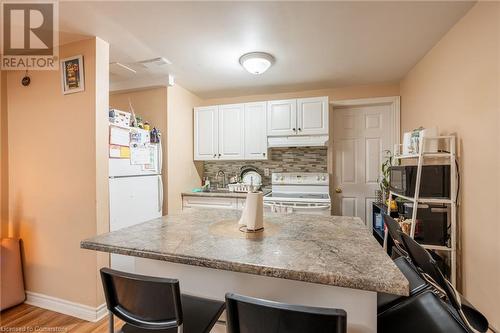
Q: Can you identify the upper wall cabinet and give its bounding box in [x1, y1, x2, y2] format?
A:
[297, 97, 329, 135]
[267, 97, 329, 137]
[194, 106, 218, 161]
[244, 102, 267, 160]
[218, 104, 245, 160]
[194, 102, 268, 161]
[267, 99, 297, 136]
[194, 96, 328, 160]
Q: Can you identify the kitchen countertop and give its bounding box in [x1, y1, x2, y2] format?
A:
[81, 208, 408, 296]
[181, 189, 271, 199]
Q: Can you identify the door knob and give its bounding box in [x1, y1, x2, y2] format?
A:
[335, 187, 342, 193]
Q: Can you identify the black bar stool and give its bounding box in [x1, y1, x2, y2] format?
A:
[100, 268, 225, 333]
[399, 232, 489, 333]
[225, 293, 347, 333]
[377, 216, 430, 312]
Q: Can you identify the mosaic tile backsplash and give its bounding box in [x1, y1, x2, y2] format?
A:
[204, 147, 328, 187]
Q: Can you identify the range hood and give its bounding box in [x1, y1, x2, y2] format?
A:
[268, 135, 329, 148]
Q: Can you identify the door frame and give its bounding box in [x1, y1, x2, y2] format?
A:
[328, 96, 401, 217]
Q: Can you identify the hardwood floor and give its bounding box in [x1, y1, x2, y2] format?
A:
[1, 303, 226, 332]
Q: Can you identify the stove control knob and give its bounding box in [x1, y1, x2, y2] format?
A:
[316, 175, 320, 181]
[280, 176, 284, 181]
[321, 175, 326, 181]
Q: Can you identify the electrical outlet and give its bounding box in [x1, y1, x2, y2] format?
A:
[264, 168, 270, 176]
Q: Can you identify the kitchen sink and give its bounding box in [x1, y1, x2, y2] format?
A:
[205, 188, 231, 193]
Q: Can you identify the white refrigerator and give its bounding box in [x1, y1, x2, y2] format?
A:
[109, 139, 163, 273]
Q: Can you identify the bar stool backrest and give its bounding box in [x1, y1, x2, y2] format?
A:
[100, 268, 183, 330]
[225, 293, 347, 333]
[383, 215, 408, 257]
[398, 233, 456, 304]
[399, 232, 489, 333]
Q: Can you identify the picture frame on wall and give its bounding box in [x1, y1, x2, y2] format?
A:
[60, 55, 85, 94]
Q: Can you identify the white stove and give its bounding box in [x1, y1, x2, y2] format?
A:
[263, 172, 331, 215]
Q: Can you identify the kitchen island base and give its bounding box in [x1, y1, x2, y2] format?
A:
[135, 258, 376, 333]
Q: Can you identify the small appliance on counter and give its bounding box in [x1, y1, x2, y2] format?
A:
[264, 172, 331, 215]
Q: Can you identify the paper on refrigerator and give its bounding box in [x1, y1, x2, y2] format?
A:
[142, 145, 158, 171]
[130, 128, 150, 146]
[109, 125, 130, 146]
[130, 146, 151, 165]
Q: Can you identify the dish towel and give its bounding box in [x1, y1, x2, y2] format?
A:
[239, 191, 264, 231]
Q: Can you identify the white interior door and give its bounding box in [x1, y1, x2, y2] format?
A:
[194, 106, 218, 161]
[244, 102, 268, 160]
[332, 101, 396, 225]
[218, 104, 245, 160]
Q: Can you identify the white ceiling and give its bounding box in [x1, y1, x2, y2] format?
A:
[59, 1, 474, 98]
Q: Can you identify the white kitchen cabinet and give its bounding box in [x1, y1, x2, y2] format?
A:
[182, 195, 239, 210]
[194, 96, 329, 160]
[244, 102, 268, 160]
[218, 104, 245, 160]
[194, 106, 219, 161]
[267, 97, 329, 137]
[297, 96, 329, 135]
[267, 99, 297, 136]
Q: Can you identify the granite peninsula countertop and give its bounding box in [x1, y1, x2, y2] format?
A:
[181, 189, 271, 199]
[81, 208, 408, 296]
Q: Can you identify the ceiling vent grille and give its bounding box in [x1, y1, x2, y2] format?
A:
[138, 57, 172, 70]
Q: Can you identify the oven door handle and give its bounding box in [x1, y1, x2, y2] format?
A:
[264, 202, 331, 209]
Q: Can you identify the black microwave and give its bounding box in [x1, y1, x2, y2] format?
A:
[389, 165, 450, 198]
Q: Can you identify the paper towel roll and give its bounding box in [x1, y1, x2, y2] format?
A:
[239, 191, 264, 231]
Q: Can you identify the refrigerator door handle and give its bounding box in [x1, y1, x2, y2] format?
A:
[158, 175, 163, 213]
[158, 141, 163, 173]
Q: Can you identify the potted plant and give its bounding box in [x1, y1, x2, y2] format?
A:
[378, 149, 398, 203]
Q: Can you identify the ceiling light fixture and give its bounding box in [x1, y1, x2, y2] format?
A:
[239, 52, 274, 75]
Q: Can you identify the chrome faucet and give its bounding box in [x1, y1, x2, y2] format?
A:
[216, 170, 226, 188]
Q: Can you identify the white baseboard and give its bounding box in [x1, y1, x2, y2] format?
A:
[25, 291, 108, 322]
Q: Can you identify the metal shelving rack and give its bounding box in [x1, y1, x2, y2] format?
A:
[384, 135, 458, 285]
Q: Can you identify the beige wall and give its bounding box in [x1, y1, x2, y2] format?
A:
[400, 2, 500, 328]
[167, 85, 203, 213]
[5, 38, 109, 308]
[201, 83, 399, 106]
[110, 87, 168, 213]
[1, 70, 7, 238]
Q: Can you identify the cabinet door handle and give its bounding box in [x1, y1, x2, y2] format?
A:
[262, 152, 266, 156]
[298, 128, 302, 131]
[213, 154, 216, 158]
[292, 128, 296, 131]
[218, 154, 221, 157]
